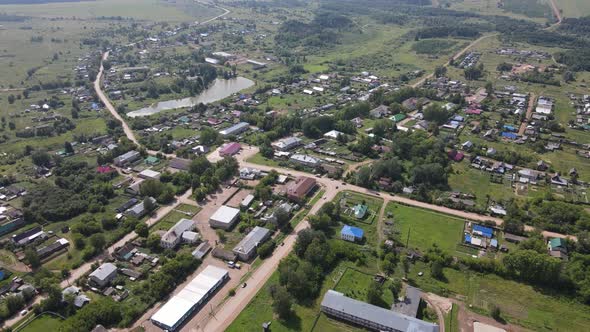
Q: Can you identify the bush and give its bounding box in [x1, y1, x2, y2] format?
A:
[257, 240, 276, 259]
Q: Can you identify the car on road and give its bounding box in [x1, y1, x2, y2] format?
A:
[242, 283, 247, 288]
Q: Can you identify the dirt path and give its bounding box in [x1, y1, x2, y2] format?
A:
[343, 159, 374, 177]
[548, 0, 563, 24]
[518, 93, 536, 135]
[195, 0, 231, 25]
[411, 33, 499, 88]
[423, 293, 452, 332]
[59, 189, 193, 289]
[94, 52, 139, 146]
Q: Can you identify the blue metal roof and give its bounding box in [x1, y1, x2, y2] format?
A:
[503, 125, 516, 132]
[473, 224, 493, 238]
[464, 234, 472, 243]
[501, 132, 517, 139]
[341, 225, 364, 238]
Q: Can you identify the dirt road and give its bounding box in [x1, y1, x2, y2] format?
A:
[411, 33, 499, 88]
[59, 189, 194, 289]
[196, 0, 231, 25]
[548, 0, 563, 24]
[196, 185, 334, 332]
[518, 93, 536, 135]
[236, 147, 576, 238]
[196, 146, 575, 331]
[94, 52, 139, 146]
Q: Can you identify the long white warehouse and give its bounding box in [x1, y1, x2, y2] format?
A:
[150, 265, 229, 331]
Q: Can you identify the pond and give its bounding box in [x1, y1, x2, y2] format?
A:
[126, 77, 254, 117]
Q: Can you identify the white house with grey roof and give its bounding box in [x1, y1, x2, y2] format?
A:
[114, 150, 141, 167]
[160, 218, 196, 249]
[232, 226, 271, 261]
[89, 263, 117, 288]
[272, 137, 302, 151]
[321, 290, 439, 332]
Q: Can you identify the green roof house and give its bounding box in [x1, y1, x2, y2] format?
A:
[390, 114, 406, 123]
[353, 204, 368, 219]
[548, 238, 565, 251]
[145, 156, 160, 165]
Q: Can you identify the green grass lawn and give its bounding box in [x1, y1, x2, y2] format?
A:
[449, 162, 515, 206]
[19, 314, 63, 332]
[445, 304, 459, 332]
[556, 0, 590, 17]
[227, 260, 383, 332]
[150, 210, 191, 233]
[246, 152, 281, 167]
[403, 260, 590, 331]
[333, 268, 394, 308]
[385, 203, 465, 255]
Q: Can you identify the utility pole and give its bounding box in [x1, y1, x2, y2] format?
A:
[406, 227, 411, 248]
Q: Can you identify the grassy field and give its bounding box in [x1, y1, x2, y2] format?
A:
[405, 260, 590, 331]
[19, 314, 63, 332]
[0, 0, 220, 21]
[245, 152, 281, 167]
[150, 205, 200, 233]
[385, 203, 465, 255]
[449, 162, 516, 206]
[556, 0, 590, 17]
[501, 0, 554, 19]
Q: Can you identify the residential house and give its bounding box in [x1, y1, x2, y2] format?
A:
[89, 263, 117, 288]
[548, 238, 568, 260]
[113, 150, 141, 167]
[125, 197, 156, 218]
[290, 154, 320, 168]
[324, 130, 345, 140]
[160, 218, 196, 249]
[370, 105, 390, 118]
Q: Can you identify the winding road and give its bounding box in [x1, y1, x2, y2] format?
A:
[94, 52, 140, 146]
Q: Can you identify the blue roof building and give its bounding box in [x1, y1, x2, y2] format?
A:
[501, 132, 518, 140]
[464, 234, 472, 243]
[473, 224, 493, 238]
[341, 225, 364, 242]
[503, 125, 516, 132]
